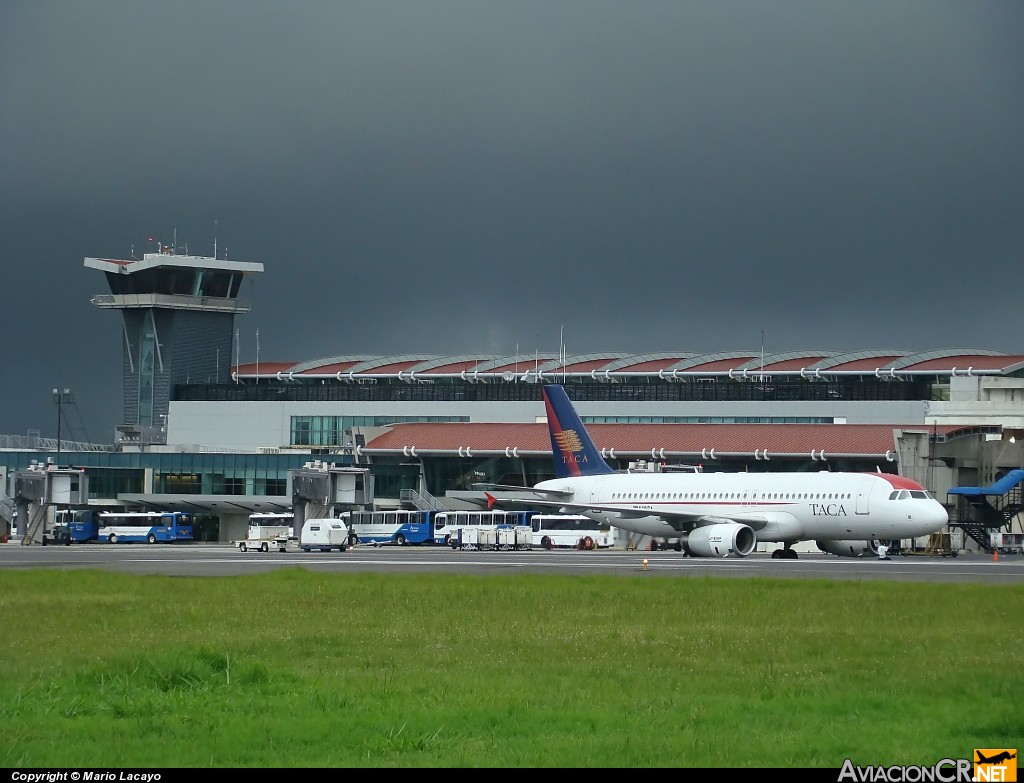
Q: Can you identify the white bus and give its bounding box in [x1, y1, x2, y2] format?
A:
[432, 510, 532, 547]
[531, 514, 617, 550]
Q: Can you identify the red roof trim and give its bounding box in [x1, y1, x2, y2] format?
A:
[762, 357, 830, 370]
[300, 360, 360, 374]
[684, 357, 758, 371]
[421, 361, 481, 374]
[359, 360, 421, 373]
[233, 362, 293, 374]
[562, 359, 616, 372]
[489, 359, 558, 373]
[826, 357, 904, 370]
[902, 356, 1024, 370]
[615, 359, 680, 372]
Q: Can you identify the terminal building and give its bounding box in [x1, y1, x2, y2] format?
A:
[1, 246, 1023, 548]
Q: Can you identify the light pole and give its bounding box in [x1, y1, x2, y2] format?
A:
[52, 388, 73, 454]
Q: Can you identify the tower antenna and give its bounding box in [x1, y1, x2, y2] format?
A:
[760, 330, 765, 382]
[559, 325, 565, 383]
[534, 335, 539, 382]
[213, 219, 218, 259]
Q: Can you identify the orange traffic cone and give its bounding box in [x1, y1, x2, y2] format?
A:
[993, 548, 999, 562]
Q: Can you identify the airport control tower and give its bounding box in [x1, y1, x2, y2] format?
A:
[85, 244, 264, 445]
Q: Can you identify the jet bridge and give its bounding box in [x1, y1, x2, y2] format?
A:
[290, 460, 373, 537]
[12, 461, 90, 545]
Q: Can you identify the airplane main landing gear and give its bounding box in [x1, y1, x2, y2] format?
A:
[771, 545, 799, 560]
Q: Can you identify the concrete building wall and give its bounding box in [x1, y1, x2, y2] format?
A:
[928, 376, 1024, 429]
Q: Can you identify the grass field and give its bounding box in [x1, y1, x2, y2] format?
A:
[1, 568, 1021, 768]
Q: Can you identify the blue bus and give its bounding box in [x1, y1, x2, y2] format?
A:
[73, 511, 194, 544]
[344, 509, 438, 546]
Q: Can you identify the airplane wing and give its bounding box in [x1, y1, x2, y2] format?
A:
[472, 483, 574, 497]
[483, 493, 754, 533]
[481, 489, 574, 509]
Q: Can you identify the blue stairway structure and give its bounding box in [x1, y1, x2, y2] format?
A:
[947, 469, 1024, 552]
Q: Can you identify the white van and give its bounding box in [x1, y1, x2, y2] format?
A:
[299, 519, 349, 552]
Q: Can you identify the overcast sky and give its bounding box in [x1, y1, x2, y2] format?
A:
[2, 1, 1022, 443]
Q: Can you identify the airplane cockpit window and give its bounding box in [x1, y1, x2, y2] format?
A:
[910, 490, 928, 499]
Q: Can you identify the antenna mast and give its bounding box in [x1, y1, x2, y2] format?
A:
[534, 335, 539, 382]
[559, 325, 565, 383]
[760, 330, 765, 382]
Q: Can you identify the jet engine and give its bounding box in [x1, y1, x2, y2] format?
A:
[815, 539, 880, 558]
[686, 523, 756, 558]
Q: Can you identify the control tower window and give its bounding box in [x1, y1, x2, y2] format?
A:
[202, 271, 233, 298]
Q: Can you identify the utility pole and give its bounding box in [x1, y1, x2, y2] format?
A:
[52, 388, 73, 454]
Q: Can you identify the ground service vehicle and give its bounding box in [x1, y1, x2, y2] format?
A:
[990, 531, 1024, 555]
[42, 509, 76, 546]
[236, 512, 294, 552]
[432, 510, 531, 546]
[449, 523, 533, 550]
[299, 519, 349, 552]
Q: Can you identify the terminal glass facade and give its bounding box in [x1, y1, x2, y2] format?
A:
[289, 415, 469, 447]
[176, 378, 935, 404]
[0, 451, 325, 501]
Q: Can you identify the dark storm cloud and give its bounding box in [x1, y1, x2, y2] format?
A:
[2, 1, 1022, 441]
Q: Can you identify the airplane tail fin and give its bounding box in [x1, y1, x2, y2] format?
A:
[542, 384, 615, 478]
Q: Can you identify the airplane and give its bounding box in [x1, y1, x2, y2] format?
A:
[976, 751, 1016, 765]
[483, 384, 950, 559]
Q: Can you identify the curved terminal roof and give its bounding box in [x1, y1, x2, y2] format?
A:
[233, 349, 1024, 380]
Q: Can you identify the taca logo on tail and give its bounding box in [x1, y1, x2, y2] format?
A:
[543, 385, 614, 478]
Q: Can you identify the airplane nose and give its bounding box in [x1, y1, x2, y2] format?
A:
[929, 502, 949, 530]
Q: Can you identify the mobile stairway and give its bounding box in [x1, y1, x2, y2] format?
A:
[947, 469, 1024, 553]
[0, 489, 15, 541]
[400, 488, 450, 512]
